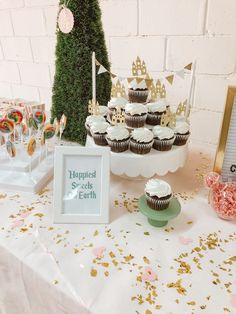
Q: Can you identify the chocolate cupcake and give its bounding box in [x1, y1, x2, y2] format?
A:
[130, 128, 154, 155]
[125, 103, 148, 128]
[90, 121, 110, 146]
[106, 125, 130, 153]
[146, 100, 166, 125]
[173, 121, 190, 146]
[128, 80, 149, 103]
[152, 125, 175, 151]
[145, 179, 172, 210]
[85, 115, 105, 136]
[107, 97, 127, 120]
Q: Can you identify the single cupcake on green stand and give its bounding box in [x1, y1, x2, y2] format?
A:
[139, 179, 181, 227]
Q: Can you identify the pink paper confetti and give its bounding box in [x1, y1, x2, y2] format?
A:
[11, 220, 24, 229]
[92, 247, 106, 258]
[179, 236, 193, 245]
[141, 266, 157, 282]
[230, 294, 236, 308]
[20, 211, 32, 219]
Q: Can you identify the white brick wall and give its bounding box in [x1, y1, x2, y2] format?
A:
[0, 0, 235, 145]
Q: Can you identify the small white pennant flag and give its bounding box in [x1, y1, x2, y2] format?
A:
[176, 69, 185, 79]
[118, 76, 126, 83]
[98, 65, 107, 75]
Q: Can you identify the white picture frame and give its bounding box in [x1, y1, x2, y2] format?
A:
[53, 146, 110, 224]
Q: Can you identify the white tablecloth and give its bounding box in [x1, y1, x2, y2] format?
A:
[0, 144, 236, 314]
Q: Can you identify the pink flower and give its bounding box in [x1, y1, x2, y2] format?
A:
[11, 220, 24, 229]
[20, 211, 32, 219]
[230, 294, 236, 308]
[92, 247, 106, 258]
[141, 267, 157, 282]
[179, 236, 193, 245]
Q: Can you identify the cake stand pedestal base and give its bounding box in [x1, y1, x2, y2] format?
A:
[138, 195, 181, 228]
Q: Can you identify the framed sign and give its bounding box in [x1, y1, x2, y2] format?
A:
[53, 146, 110, 223]
[214, 86, 236, 182]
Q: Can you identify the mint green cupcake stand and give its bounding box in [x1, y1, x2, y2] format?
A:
[138, 195, 181, 227]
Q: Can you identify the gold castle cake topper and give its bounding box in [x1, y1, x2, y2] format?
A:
[176, 100, 187, 116]
[132, 56, 147, 76]
[88, 99, 99, 115]
[150, 79, 166, 100]
[111, 80, 126, 98]
[161, 108, 176, 128]
[112, 107, 125, 125]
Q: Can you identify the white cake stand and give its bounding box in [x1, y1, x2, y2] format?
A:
[86, 136, 188, 179]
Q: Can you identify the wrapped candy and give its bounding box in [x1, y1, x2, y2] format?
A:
[27, 137, 36, 157]
[6, 141, 16, 158]
[205, 172, 236, 220]
[59, 114, 67, 139]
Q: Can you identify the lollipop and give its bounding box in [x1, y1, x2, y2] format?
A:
[0, 119, 14, 134]
[0, 135, 5, 146]
[59, 114, 67, 139]
[40, 133, 45, 146]
[33, 110, 46, 126]
[27, 113, 38, 129]
[43, 124, 56, 140]
[6, 141, 16, 158]
[27, 137, 36, 156]
[7, 109, 23, 125]
[53, 118, 60, 136]
[21, 121, 28, 136]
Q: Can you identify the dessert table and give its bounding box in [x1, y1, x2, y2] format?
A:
[0, 143, 236, 314]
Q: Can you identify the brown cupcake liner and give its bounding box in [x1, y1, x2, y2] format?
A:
[153, 137, 175, 151]
[145, 193, 172, 210]
[146, 112, 165, 125]
[125, 113, 147, 128]
[106, 137, 130, 153]
[130, 139, 153, 155]
[128, 89, 149, 103]
[92, 133, 108, 146]
[174, 133, 190, 146]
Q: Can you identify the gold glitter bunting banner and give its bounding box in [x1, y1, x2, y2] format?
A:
[95, 58, 193, 86]
[165, 75, 174, 85]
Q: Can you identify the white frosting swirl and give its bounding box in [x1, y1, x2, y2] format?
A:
[108, 97, 127, 109]
[86, 115, 105, 127]
[174, 121, 190, 134]
[131, 128, 153, 143]
[107, 126, 130, 141]
[90, 121, 109, 134]
[145, 179, 172, 198]
[147, 100, 166, 113]
[129, 79, 147, 90]
[99, 106, 108, 116]
[125, 103, 148, 116]
[153, 126, 175, 140]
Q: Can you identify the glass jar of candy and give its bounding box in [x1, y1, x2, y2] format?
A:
[205, 172, 236, 221]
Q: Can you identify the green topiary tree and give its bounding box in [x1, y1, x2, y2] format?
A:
[51, 0, 111, 145]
